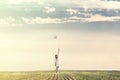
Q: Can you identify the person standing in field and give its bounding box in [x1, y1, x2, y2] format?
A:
[54, 36, 60, 73]
[55, 48, 59, 73]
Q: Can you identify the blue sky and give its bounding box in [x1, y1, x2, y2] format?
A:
[0, 0, 120, 71]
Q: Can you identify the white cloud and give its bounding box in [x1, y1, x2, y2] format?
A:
[66, 8, 79, 15]
[0, 16, 15, 25]
[114, 10, 119, 13]
[20, 15, 120, 24]
[44, 7, 56, 13]
[0, 15, 120, 25]
[21, 17, 65, 24]
[84, 14, 120, 22]
[67, 14, 120, 22]
[67, 16, 84, 22]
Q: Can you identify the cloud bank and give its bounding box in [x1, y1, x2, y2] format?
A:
[1, 14, 120, 25]
[0, 0, 120, 24]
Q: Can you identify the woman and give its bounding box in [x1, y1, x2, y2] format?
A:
[55, 54, 59, 73]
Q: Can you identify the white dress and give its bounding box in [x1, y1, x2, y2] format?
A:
[55, 58, 59, 67]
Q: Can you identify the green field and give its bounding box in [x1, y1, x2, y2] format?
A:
[0, 71, 120, 80]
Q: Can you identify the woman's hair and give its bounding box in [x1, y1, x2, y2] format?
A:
[55, 54, 58, 59]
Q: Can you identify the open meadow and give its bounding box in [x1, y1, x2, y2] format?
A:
[0, 71, 120, 80]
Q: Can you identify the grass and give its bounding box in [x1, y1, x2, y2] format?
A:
[0, 71, 120, 80]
